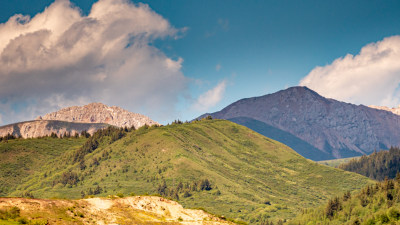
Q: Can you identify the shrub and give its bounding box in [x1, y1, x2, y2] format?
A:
[388, 208, 400, 220]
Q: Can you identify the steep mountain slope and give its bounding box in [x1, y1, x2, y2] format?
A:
[0, 120, 109, 138]
[0, 196, 232, 225]
[198, 86, 400, 160]
[3, 120, 371, 223]
[39, 102, 159, 128]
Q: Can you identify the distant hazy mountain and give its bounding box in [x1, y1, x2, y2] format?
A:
[198, 86, 400, 160]
[369, 105, 400, 116]
[0, 103, 159, 138]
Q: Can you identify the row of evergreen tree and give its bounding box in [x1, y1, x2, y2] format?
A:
[339, 147, 400, 180]
[156, 179, 213, 200]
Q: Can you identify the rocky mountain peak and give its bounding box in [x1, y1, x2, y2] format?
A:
[38, 102, 159, 129]
[199, 86, 400, 160]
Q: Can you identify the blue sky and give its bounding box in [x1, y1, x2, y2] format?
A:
[0, 0, 400, 125]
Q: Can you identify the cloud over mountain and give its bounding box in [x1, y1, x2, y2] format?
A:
[0, 0, 187, 124]
[300, 36, 400, 106]
[193, 80, 227, 111]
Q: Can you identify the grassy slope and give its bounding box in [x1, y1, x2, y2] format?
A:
[0, 137, 86, 196]
[2, 120, 371, 223]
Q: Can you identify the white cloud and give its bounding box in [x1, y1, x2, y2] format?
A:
[216, 64, 221, 71]
[193, 80, 227, 111]
[0, 0, 187, 125]
[300, 35, 400, 106]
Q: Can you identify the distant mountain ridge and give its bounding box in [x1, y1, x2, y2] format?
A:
[38, 102, 159, 128]
[369, 105, 400, 116]
[0, 103, 159, 138]
[198, 86, 400, 160]
[0, 120, 108, 138]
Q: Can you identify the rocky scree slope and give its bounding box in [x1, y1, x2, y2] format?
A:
[199, 86, 400, 160]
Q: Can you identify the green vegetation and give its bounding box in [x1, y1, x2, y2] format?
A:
[0, 206, 48, 225]
[318, 156, 360, 168]
[339, 147, 400, 180]
[0, 136, 86, 196]
[1, 120, 372, 223]
[288, 175, 400, 225]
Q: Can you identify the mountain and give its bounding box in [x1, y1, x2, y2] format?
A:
[289, 178, 400, 225]
[39, 102, 159, 128]
[198, 86, 400, 160]
[0, 120, 109, 138]
[0, 103, 158, 138]
[0, 196, 232, 225]
[369, 105, 400, 116]
[1, 119, 371, 223]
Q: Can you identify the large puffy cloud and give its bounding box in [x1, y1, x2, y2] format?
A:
[300, 36, 400, 106]
[0, 0, 187, 125]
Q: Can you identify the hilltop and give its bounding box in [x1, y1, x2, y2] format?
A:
[198, 86, 400, 160]
[1, 119, 371, 223]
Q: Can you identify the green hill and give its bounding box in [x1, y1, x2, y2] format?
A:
[1, 119, 372, 223]
[288, 177, 400, 225]
[0, 137, 86, 196]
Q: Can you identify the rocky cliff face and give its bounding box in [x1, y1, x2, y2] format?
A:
[0, 120, 108, 138]
[0, 103, 159, 139]
[38, 102, 159, 128]
[200, 86, 400, 159]
[369, 105, 400, 116]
